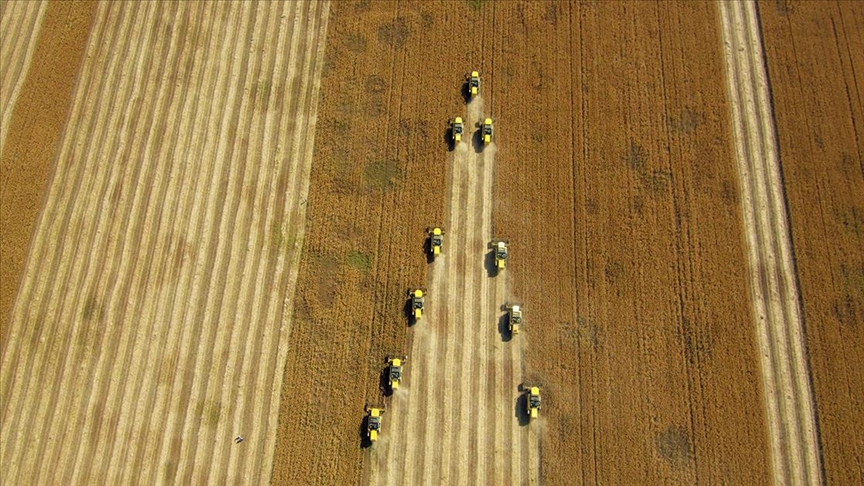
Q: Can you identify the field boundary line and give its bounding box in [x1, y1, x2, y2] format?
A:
[260, 1, 331, 482]
[717, 1, 822, 484]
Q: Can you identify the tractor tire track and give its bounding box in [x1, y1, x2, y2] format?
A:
[443, 240, 460, 484]
[0, 1, 124, 441]
[0, 2, 329, 484]
[189, 4, 278, 484]
[475, 142, 495, 486]
[115, 4, 233, 484]
[718, 1, 822, 485]
[369, 96, 539, 485]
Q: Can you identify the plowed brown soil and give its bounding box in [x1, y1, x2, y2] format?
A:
[759, 1, 864, 483]
[273, 1, 771, 484]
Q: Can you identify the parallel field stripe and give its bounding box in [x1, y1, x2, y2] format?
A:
[1, 4, 144, 482]
[143, 3, 252, 483]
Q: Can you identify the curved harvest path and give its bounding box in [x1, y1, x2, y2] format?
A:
[0, 2, 329, 484]
[368, 97, 540, 486]
[718, 1, 822, 484]
[0, 0, 47, 150]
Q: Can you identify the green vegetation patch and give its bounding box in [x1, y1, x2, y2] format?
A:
[377, 17, 410, 50]
[270, 223, 297, 255]
[363, 159, 401, 190]
[201, 400, 222, 428]
[467, 0, 488, 11]
[655, 424, 694, 468]
[347, 250, 373, 272]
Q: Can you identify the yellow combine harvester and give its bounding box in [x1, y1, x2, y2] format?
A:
[386, 355, 407, 391]
[409, 288, 426, 320]
[506, 304, 522, 335]
[468, 71, 480, 97]
[451, 117, 464, 143]
[365, 405, 385, 442]
[524, 385, 542, 420]
[490, 239, 509, 271]
[427, 227, 445, 259]
[482, 118, 493, 145]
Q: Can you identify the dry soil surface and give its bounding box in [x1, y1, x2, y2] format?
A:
[0, 1, 328, 484]
[759, 1, 864, 483]
[718, 2, 821, 484]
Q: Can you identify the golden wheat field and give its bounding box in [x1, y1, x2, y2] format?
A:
[1, 1, 861, 484]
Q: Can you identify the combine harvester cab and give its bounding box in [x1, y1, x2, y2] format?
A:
[491, 239, 509, 271]
[428, 227, 445, 259]
[482, 118, 494, 145]
[409, 288, 426, 320]
[468, 71, 480, 98]
[506, 304, 522, 335]
[387, 355, 407, 391]
[451, 118, 464, 143]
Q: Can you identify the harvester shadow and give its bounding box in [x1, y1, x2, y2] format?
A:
[404, 298, 417, 327]
[498, 312, 512, 343]
[484, 250, 498, 278]
[472, 128, 485, 154]
[424, 237, 435, 265]
[461, 81, 472, 104]
[515, 391, 531, 427]
[379, 366, 393, 397]
[444, 127, 455, 152]
[359, 415, 373, 449]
